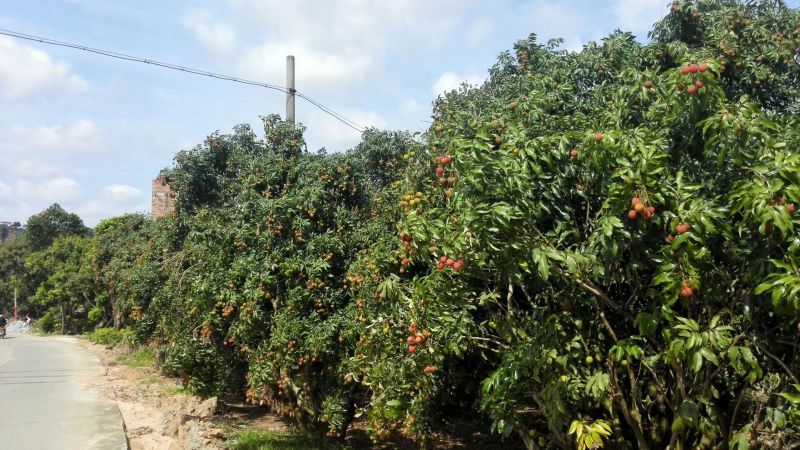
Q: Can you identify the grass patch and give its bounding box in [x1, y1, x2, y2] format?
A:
[87, 327, 133, 347]
[227, 430, 347, 450]
[116, 347, 155, 368]
[167, 386, 191, 396]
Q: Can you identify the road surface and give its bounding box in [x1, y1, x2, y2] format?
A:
[0, 333, 128, 450]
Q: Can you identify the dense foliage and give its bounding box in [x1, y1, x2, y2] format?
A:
[0, 203, 91, 323]
[24, 203, 88, 251]
[345, 1, 800, 448]
[2, 1, 799, 448]
[0, 241, 27, 313]
[25, 235, 99, 333]
[92, 213, 170, 331]
[154, 118, 417, 419]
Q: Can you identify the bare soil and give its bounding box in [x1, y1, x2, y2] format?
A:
[79, 340, 225, 450]
[80, 340, 524, 450]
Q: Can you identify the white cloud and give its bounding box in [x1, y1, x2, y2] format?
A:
[466, 18, 494, 46]
[0, 181, 11, 199]
[77, 202, 149, 225]
[0, 119, 102, 155]
[178, 0, 489, 149]
[520, 2, 597, 51]
[399, 98, 424, 117]
[102, 184, 141, 202]
[613, 0, 668, 38]
[348, 110, 388, 129]
[191, 0, 476, 88]
[236, 40, 373, 87]
[44, 177, 81, 195]
[76, 185, 147, 225]
[228, 0, 465, 50]
[14, 160, 61, 178]
[308, 109, 387, 151]
[0, 179, 146, 226]
[183, 9, 238, 54]
[0, 120, 103, 223]
[432, 71, 485, 97]
[0, 36, 88, 100]
[15, 177, 82, 205]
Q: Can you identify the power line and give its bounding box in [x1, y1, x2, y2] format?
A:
[0, 28, 366, 133]
[297, 92, 364, 131]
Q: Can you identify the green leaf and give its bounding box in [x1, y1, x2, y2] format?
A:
[690, 352, 703, 373]
[779, 391, 800, 404]
[699, 347, 719, 366]
[729, 424, 751, 450]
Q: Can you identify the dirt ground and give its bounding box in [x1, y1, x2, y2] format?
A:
[79, 340, 226, 450]
[79, 339, 524, 450]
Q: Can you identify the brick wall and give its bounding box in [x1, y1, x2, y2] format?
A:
[151, 177, 176, 219]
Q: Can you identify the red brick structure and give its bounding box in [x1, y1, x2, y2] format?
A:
[151, 177, 176, 219]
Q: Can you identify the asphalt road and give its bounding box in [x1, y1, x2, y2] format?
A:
[0, 333, 128, 450]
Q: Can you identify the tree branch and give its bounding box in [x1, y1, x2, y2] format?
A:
[728, 388, 746, 442]
[579, 278, 622, 311]
[598, 311, 619, 343]
[757, 343, 799, 384]
[608, 358, 651, 450]
[641, 361, 674, 412]
[531, 226, 623, 313]
[468, 335, 509, 350]
[531, 392, 570, 450]
[507, 283, 515, 316]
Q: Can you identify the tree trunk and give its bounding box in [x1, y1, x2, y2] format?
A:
[60, 302, 65, 334]
[608, 361, 650, 450]
[111, 297, 121, 329]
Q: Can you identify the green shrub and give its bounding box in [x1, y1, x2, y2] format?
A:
[87, 305, 103, 326]
[37, 311, 56, 334]
[87, 327, 133, 347]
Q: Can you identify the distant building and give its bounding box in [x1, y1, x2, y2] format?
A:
[151, 177, 176, 219]
[0, 221, 24, 244]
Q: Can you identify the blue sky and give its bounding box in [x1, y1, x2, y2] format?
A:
[2, 0, 791, 226]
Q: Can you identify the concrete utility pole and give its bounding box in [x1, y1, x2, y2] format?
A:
[286, 55, 296, 123]
[13, 287, 17, 321]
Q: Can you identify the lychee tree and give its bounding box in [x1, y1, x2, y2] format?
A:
[92, 213, 173, 332]
[353, 1, 800, 448]
[138, 116, 423, 434]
